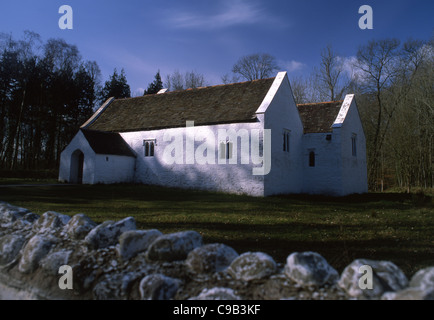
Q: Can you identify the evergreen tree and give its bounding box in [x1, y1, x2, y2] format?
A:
[100, 68, 131, 101]
[144, 71, 163, 95]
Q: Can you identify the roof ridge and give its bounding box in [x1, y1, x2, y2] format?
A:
[115, 77, 276, 101]
[297, 100, 344, 106]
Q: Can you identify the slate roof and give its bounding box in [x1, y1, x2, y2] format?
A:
[297, 101, 343, 133]
[81, 129, 136, 157]
[85, 78, 276, 133]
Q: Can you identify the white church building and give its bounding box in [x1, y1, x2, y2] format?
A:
[59, 72, 368, 197]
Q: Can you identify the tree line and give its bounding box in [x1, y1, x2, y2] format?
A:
[1, 31, 432, 191]
[0, 31, 133, 173]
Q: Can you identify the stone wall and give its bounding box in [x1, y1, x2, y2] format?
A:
[0, 201, 433, 300]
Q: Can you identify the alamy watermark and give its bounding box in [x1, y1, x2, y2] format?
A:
[58, 265, 73, 290]
[58, 5, 73, 30]
[58, 5, 373, 31]
[358, 265, 374, 290]
[359, 5, 373, 30]
[162, 121, 272, 176]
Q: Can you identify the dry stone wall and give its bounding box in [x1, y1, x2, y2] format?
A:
[0, 201, 433, 300]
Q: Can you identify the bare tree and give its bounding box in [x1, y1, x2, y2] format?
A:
[165, 70, 206, 91]
[165, 70, 184, 91]
[290, 76, 310, 104]
[221, 73, 240, 85]
[184, 71, 205, 89]
[386, 39, 434, 190]
[354, 38, 401, 190]
[232, 53, 279, 81]
[313, 45, 351, 101]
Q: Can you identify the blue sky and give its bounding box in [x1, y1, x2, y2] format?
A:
[0, 0, 433, 96]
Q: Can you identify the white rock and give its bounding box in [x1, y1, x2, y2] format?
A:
[84, 217, 137, 250]
[40, 250, 73, 275]
[0, 202, 31, 227]
[338, 259, 408, 299]
[0, 234, 26, 266]
[92, 273, 134, 300]
[186, 243, 239, 275]
[18, 235, 55, 274]
[117, 229, 162, 261]
[64, 214, 97, 240]
[139, 274, 180, 300]
[227, 252, 277, 281]
[284, 252, 339, 287]
[146, 231, 203, 262]
[32, 211, 71, 234]
[409, 267, 434, 291]
[191, 287, 241, 300]
[382, 287, 434, 300]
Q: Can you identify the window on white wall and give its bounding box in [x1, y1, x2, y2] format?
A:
[309, 150, 316, 167]
[283, 130, 291, 153]
[351, 134, 357, 157]
[144, 139, 156, 157]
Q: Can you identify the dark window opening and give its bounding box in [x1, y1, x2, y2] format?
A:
[309, 151, 315, 167]
[283, 131, 290, 153]
[352, 135, 357, 157]
[144, 140, 156, 157]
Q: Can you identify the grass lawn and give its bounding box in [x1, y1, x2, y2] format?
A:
[0, 177, 58, 185]
[0, 182, 433, 277]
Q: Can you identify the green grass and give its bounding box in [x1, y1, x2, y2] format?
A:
[0, 178, 58, 185]
[0, 183, 433, 277]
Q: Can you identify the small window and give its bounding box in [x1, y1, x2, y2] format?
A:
[283, 130, 290, 153]
[352, 134, 357, 157]
[144, 139, 156, 157]
[309, 151, 315, 167]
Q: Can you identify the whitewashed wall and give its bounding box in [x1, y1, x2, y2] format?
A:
[301, 132, 343, 196]
[59, 131, 136, 185]
[59, 131, 96, 184]
[339, 98, 368, 195]
[93, 154, 136, 184]
[120, 121, 266, 197]
[260, 72, 305, 196]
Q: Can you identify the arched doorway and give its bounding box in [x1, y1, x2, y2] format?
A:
[70, 150, 84, 184]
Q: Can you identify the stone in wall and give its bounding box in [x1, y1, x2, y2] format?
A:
[117, 229, 162, 261]
[64, 214, 97, 240]
[284, 252, 339, 287]
[190, 287, 241, 300]
[338, 259, 409, 299]
[139, 274, 180, 300]
[146, 231, 203, 262]
[84, 217, 137, 250]
[32, 211, 71, 235]
[227, 252, 277, 281]
[382, 267, 434, 300]
[0, 235, 26, 266]
[186, 243, 239, 276]
[0, 202, 31, 226]
[18, 235, 56, 274]
[40, 250, 73, 276]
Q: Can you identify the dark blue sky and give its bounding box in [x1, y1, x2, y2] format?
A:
[1, 0, 433, 96]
